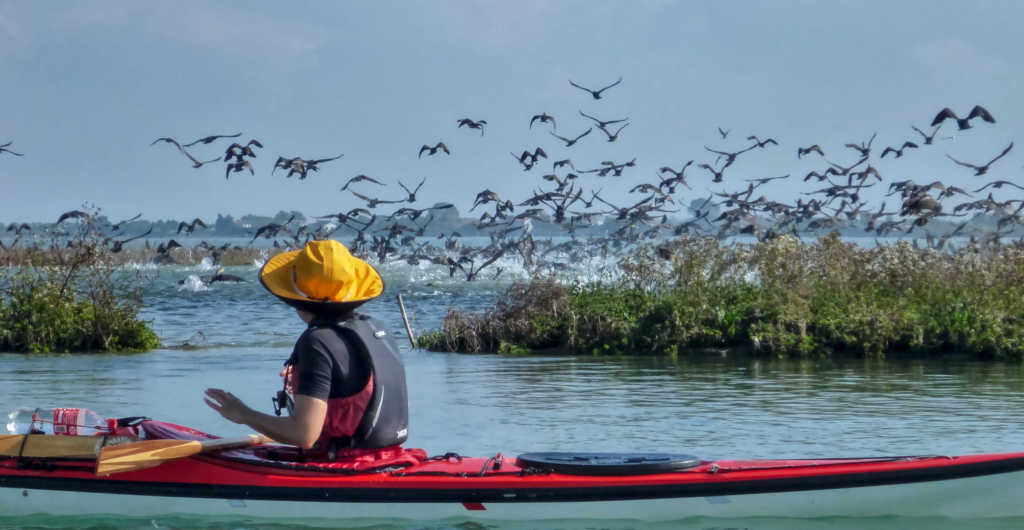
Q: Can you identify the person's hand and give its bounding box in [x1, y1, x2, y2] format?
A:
[204, 388, 251, 424]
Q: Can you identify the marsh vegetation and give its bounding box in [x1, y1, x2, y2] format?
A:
[0, 216, 160, 353]
[419, 233, 1024, 360]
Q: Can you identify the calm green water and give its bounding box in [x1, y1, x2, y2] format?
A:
[3, 261, 1024, 529]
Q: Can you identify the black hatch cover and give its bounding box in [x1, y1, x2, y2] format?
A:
[515, 452, 702, 475]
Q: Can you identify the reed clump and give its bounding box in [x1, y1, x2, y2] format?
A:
[0, 246, 267, 268]
[419, 233, 1024, 360]
[0, 220, 161, 353]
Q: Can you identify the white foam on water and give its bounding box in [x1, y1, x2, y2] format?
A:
[177, 275, 210, 292]
[251, 249, 271, 268]
[122, 261, 159, 271]
[195, 257, 216, 271]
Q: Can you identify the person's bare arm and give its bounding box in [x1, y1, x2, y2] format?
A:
[204, 388, 326, 449]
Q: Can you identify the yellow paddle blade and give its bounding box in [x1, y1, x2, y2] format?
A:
[96, 435, 269, 476]
[96, 439, 202, 475]
[0, 434, 108, 459]
[0, 435, 24, 456]
[23, 435, 106, 459]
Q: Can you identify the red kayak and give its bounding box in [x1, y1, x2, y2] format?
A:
[2, 417, 1024, 522]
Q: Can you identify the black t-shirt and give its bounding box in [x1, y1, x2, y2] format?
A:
[287, 326, 371, 400]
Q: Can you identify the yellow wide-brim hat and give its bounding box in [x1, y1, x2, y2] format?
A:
[259, 240, 383, 312]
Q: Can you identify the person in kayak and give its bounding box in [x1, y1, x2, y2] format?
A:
[204, 239, 409, 456]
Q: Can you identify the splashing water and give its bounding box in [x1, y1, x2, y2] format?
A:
[195, 257, 216, 271]
[176, 275, 209, 292]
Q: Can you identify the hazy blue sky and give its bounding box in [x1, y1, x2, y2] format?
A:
[1, 1, 1020, 223]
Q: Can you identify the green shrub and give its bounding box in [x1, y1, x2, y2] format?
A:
[0, 213, 161, 353]
[419, 234, 1024, 361]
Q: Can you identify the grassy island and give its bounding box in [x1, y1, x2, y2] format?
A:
[418, 233, 1024, 361]
[0, 223, 160, 353]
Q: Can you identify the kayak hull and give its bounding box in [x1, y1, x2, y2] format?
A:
[4, 452, 1024, 521]
[4, 470, 1024, 521]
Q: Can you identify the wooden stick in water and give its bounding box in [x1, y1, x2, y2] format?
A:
[397, 293, 416, 349]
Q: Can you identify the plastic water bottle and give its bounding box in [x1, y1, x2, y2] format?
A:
[5, 407, 110, 435]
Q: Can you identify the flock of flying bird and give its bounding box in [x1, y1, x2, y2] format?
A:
[4, 75, 1024, 282]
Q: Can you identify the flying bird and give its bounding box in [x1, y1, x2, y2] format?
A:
[973, 180, 1024, 193]
[341, 174, 385, 191]
[6, 222, 31, 235]
[658, 161, 694, 191]
[272, 154, 342, 179]
[945, 142, 1013, 176]
[797, 144, 825, 158]
[108, 227, 153, 253]
[745, 174, 790, 185]
[550, 128, 592, 147]
[553, 159, 576, 171]
[456, 118, 487, 136]
[578, 111, 627, 129]
[880, 141, 919, 159]
[177, 218, 208, 235]
[225, 160, 254, 179]
[699, 163, 726, 183]
[57, 210, 90, 224]
[109, 213, 142, 231]
[350, 190, 404, 209]
[472, 189, 502, 210]
[184, 153, 220, 168]
[597, 122, 629, 142]
[512, 147, 547, 170]
[568, 77, 623, 99]
[911, 124, 944, 145]
[156, 239, 184, 254]
[305, 154, 344, 172]
[273, 156, 304, 177]
[747, 135, 778, 148]
[251, 222, 291, 243]
[223, 140, 263, 162]
[418, 142, 450, 157]
[182, 133, 242, 147]
[398, 177, 426, 203]
[931, 105, 996, 130]
[1, 141, 24, 156]
[705, 145, 753, 169]
[530, 113, 557, 131]
[151, 136, 219, 168]
[843, 132, 877, 158]
[150, 137, 183, 148]
[164, 147, 217, 169]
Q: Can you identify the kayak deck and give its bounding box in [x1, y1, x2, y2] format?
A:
[4, 449, 1024, 521]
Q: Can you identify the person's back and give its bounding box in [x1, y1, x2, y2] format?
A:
[204, 239, 408, 455]
[295, 314, 409, 453]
